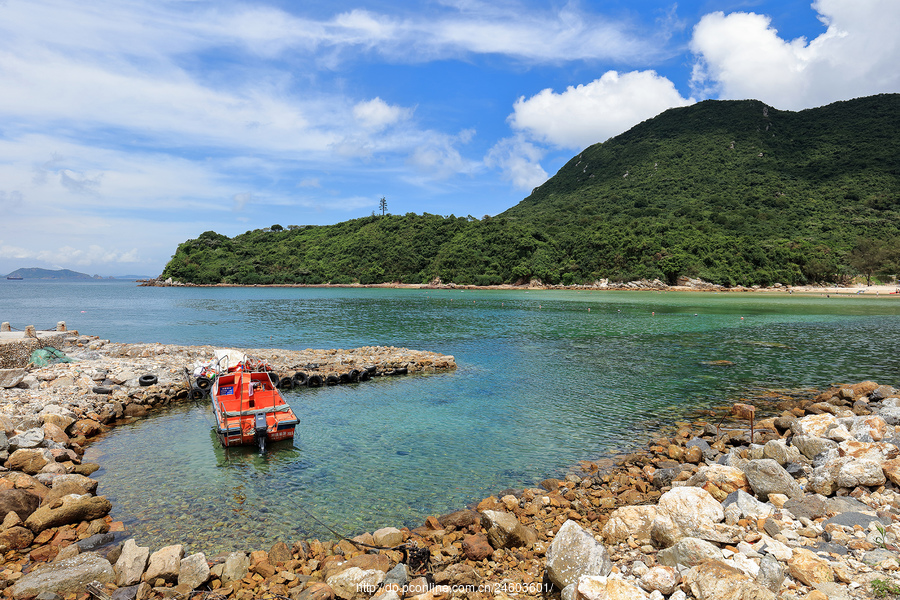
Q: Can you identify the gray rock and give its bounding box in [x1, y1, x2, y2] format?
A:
[0, 368, 26, 389]
[111, 586, 138, 600]
[76, 533, 115, 551]
[782, 494, 828, 520]
[686, 438, 716, 460]
[863, 548, 898, 565]
[755, 553, 784, 592]
[178, 552, 210, 590]
[879, 406, 900, 426]
[114, 539, 150, 587]
[0, 431, 7, 452]
[326, 567, 385, 600]
[10, 552, 114, 599]
[762, 439, 801, 465]
[742, 459, 802, 500]
[824, 511, 888, 530]
[52, 474, 99, 494]
[826, 496, 874, 515]
[8, 428, 45, 450]
[546, 519, 612, 589]
[383, 563, 408, 587]
[871, 386, 897, 401]
[221, 551, 249, 584]
[722, 489, 773, 520]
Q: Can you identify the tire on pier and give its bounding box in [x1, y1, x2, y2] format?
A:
[365, 365, 377, 375]
[292, 372, 309, 387]
[338, 372, 350, 384]
[277, 376, 294, 390]
[359, 370, 371, 382]
[307, 374, 324, 387]
[325, 374, 339, 386]
[139, 374, 158, 387]
[190, 386, 205, 400]
[195, 376, 212, 392]
[348, 369, 360, 383]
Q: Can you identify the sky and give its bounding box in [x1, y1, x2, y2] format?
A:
[1, 0, 899, 276]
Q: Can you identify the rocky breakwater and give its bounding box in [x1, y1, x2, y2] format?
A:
[3, 376, 900, 600]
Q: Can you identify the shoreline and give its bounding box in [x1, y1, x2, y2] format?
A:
[2, 337, 900, 599]
[139, 277, 900, 296]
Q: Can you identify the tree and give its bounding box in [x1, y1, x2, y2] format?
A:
[271, 224, 284, 232]
[379, 196, 387, 216]
[848, 237, 890, 285]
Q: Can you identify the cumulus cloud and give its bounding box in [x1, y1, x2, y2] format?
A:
[485, 135, 548, 191]
[0, 242, 140, 265]
[689, 0, 900, 109]
[509, 70, 693, 150]
[353, 97, 412, 131]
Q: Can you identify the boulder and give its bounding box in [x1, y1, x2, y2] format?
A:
[741, 459, 802, 501]
[10, 552, 114, 599]
[0, 368, 26, 388]
[268, 540, 292, 564]
[762, 439, 802, 465]
[145, 544, 183, 582]
[438, 509, 480, 529]
[838, 439, 898, 461]
[114, 539, 150, 587]
[373, 527, 404, 548]
[650, 487, 724, 548]
[722, 489, 774, 520]
[683, 560, 775, 600]
[0, 488, 41, 521]
[326, 567, 385, 600]
[686, 465, 750, 496]
[657, 537, 722, 568]
[480, 510, 537, 548]
[42, 423, 70, 445]
[602, 505, 658, 544]
[461, 533, 493, 561]
[575, 574, 649, 600]
[8, 428, 45, 450]
[787, 548, 834, 586]
[25, 494, 112, 533]
[755, 553, 785, 592]
[6, 448, 54, 474]
[41, 413, 75, 432]
[220, 552, 249, 584]
[639, 566, 678, 595]
[0, 525, 34, 552]
[792, 436, 838, 461]
[546, 519, 612, 589]
[51, 474, 99, 494]
[178, 552, 210, 590]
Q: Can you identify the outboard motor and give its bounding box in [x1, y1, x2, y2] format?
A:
[254, 412, 267, 453]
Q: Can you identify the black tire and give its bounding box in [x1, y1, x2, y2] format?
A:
[196, 376, 212, 391]
[366, 365, 377, 375]
[278, 376, 294, 390]
[338, 373, 350, 384]
[139, 374, 158, 387]
[190, 387, 204, 400]
[293, 372, 308, 386]
[348, 369, 360, 383]
[92, 386, 113, 395]
[268, 372, 279, 385]
[394, 367, 408, 375]
[359, 370, 371, 382]
[325, 375, 339, 386]
[308, 374, 323, 387]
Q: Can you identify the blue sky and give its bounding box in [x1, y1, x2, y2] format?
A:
[1, 0, 899, 276]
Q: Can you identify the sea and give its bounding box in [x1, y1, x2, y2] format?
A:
[2, 280, 899, 553]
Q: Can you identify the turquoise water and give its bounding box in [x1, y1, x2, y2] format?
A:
[2, 281, 900, 552]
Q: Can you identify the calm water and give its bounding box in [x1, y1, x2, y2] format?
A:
[2, 280, 900, 552]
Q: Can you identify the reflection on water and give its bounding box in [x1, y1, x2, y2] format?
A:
[5, 283, 900, 553]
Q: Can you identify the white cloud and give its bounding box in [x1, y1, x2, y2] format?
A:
[509, 70, 693, 150]
[353, 97, 413, 131]
[689, 0, 900, 109]
[485, 135, 548, 191]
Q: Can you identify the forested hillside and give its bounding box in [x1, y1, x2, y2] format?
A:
[162, 94, 900, 287]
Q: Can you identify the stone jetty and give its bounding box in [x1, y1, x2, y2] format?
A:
[2, 333, 900, 600]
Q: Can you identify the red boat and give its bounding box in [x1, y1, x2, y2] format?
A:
[211, 362, 299, 452]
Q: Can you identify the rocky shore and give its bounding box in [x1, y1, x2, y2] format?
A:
[2, 335, 900, 600]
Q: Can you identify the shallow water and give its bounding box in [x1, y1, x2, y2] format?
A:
[3, 281, 900, 552]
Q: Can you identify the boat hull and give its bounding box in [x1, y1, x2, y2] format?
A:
[211, 370, 298, 449]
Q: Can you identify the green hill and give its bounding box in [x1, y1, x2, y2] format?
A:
[5, 268, 94, 280]
[161, 94, 900, 287]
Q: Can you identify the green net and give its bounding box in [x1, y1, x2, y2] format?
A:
[29, 347, 74, 367]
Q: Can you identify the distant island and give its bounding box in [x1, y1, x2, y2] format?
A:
[3, 268, 151, 281]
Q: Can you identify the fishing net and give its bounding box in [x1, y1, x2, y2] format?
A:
[29, 347, 74, 367]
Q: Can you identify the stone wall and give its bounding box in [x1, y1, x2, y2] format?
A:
[0, 333, 72, 369]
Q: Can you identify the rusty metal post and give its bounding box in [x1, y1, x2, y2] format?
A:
[732, 403, 757, 443]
